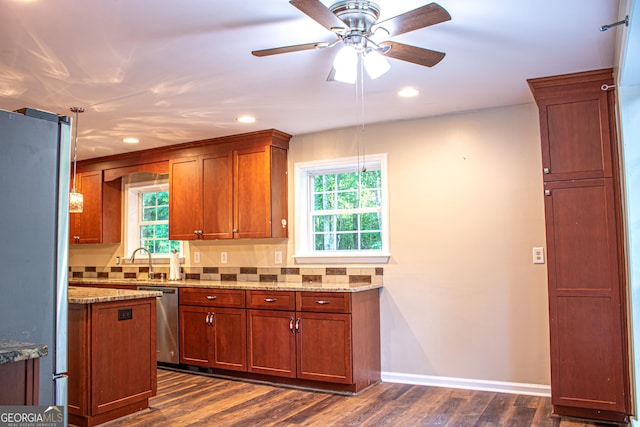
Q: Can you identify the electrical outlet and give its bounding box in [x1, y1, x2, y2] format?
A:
[221, 252, 228, 264]
[275, 251, 282, 265]
[116, 256, 120, 265]
[532, 247, 545, 264]
[194, 251, 200, 263]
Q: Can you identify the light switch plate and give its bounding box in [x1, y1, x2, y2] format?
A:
[275, 251, 282, 265]
[532, 247, 545, 264]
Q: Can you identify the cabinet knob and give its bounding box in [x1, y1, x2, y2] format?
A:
[545, 190, 551, 196]
[543, 167, 550, 174]
[232, 229, 238, 233]
[281, 219, 287, 229]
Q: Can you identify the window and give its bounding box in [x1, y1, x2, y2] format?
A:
[294, 154, 390, 263]
[124, 180, 182, 259]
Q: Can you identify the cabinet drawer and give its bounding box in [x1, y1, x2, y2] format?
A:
[246, 290, 295, 310]
[179, 288, 245, 308]
[296, 292, 351, 313]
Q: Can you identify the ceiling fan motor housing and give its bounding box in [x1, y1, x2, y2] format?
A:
[330, 0, 380, 33]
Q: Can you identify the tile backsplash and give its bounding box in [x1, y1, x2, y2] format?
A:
[69, 265, 384, 285]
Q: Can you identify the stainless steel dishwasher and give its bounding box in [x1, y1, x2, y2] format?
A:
[137, 286, 179, 364]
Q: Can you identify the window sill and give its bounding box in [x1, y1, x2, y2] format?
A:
[293, 253, 390, 264]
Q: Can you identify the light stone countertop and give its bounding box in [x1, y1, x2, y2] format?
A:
[0, 339, 48, 365]
[68, 286, 163, 304]
[69, 278, 382, 293]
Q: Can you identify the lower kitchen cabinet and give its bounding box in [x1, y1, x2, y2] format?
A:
[246, 289, 380, 393]
[178, 287, 381, 393]
[179, 289, 247, 372]
[68, 297, 157, 427]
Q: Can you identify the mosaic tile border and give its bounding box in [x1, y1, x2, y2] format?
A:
[69, 265, 384, 285]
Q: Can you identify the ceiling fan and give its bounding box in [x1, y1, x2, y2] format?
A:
[252, 0, 451, 82]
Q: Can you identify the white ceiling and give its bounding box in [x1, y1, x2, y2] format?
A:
[1, 0, 623, 160]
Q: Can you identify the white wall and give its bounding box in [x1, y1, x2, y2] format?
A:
[288, 103, 550, 389]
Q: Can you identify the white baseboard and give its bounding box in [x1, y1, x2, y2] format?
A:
[381, 371, 551, 397]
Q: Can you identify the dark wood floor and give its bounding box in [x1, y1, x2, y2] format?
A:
[102, 369, 616, 427]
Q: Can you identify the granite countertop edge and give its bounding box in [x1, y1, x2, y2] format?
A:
[69, 278, 382, 293]
[0, 339, 48, 365]
[68, 286, 163, 304]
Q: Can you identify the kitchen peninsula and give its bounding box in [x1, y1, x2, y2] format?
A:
[67, 286, 161, 427]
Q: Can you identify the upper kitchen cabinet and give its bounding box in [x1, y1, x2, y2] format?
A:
[169, 136, 289, 240]
[69, 170, 121, 244]
[527, 69, 616, 182]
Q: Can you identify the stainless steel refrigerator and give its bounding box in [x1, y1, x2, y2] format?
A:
[0, 107, 71, 407]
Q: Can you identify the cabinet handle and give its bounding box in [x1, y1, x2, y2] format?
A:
[295, 318, 301, 333]
[210, 311, 215, 325]
[289, 318, 295, 334]
[206, 295, 217, 300]
[543, 167, 550, 174]
[205, 312, 212, 326]
[315, 300, 330, 305]
[232, 229, 238, 233]
[264, 298, 277, 303]
[545, 190, 551, 196]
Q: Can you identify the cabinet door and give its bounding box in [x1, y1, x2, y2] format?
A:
[179, 305, 211, 367]
[70, 171, 102, 244]
[202, 151, 233, 239]
[90, 299, 155, 415]
[211, 307, 247, 371]
[296, 312, 352, 384]
[169, 157, 202, 240]
[534, 81, 614, 181]
[545, 178, 628, 413]
[233, 147, 271, 239]
[247, 309, 296, 378]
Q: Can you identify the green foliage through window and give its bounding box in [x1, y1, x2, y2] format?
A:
[139, 190, 180, 255]
[311, 169, 382, 251]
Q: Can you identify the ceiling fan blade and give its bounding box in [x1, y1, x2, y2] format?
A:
[374, 2, 451, 37]
[252, 41, 331, 57]
[290, 0, 350, 32]
[380, 41, 446, 67]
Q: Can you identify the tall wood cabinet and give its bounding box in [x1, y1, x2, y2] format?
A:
[528, 69, 630, 423]
[169, 144, 288, 240]
[69, 170, 121, 244]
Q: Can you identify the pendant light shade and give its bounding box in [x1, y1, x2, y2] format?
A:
[69, 106, 84, 214]
[69, 191, 84, 213]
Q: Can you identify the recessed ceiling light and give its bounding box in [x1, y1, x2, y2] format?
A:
[237, 115, 256, 124]
[398, 87, 420, 98]
[123, 137, 139, 144]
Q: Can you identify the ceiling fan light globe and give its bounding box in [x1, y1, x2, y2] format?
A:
[333, 65, 358, 84]
[333, 45, 358, 71]
[363, 49, 390, 79]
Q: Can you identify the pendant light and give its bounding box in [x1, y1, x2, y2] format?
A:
[69, 106, 84, 213]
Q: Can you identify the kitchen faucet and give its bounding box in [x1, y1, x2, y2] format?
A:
[130, 247, 154, 279]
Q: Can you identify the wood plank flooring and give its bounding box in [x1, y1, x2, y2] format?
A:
[102, 369, 617, 427]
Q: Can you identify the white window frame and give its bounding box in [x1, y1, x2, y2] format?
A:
[124, 180, 183, 259]
[293, 154, 390, 264]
